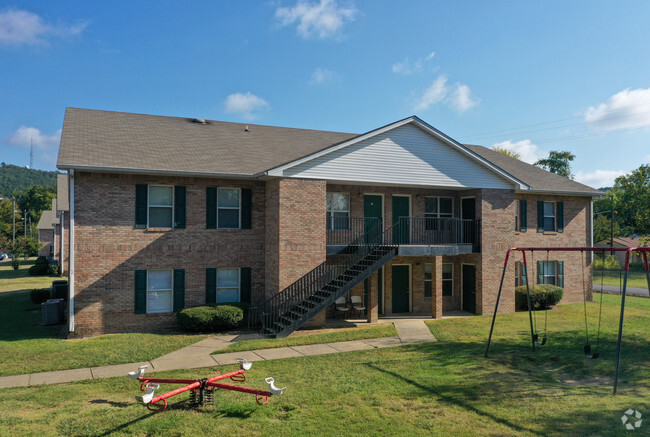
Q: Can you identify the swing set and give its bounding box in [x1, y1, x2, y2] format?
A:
[485, 246, 650, 394]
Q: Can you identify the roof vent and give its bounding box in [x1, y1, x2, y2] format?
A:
[192, 118, 207, 124]
[244, 125, 249, 132]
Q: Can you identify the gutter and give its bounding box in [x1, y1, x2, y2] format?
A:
[68, 170, 75, 333]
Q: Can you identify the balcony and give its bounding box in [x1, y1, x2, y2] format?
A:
[327, 216, 481, 255]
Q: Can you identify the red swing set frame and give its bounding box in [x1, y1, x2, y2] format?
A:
[485, 246, 650, 394]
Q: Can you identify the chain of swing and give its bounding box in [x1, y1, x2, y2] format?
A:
[582, 249, 605, 359]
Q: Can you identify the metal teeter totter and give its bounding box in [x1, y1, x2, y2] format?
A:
[128, 359, 286, 412]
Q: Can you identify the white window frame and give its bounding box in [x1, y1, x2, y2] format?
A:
[543, 201, 556, 232]
[148, 185, 174, 229]
[216, 267, 241, 303]
[515, 201, 520, 231]
[425, 197, 454, 219]
[326, 192, 350, 230]
[538, 260, 557, 285]
[442, 263, 453, 297]
[217, 187, 241, 229]
[146, 269, 173, 313]
[514, 261, 527, 287]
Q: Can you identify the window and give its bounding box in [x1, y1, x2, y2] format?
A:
[326, 193, 350, 230]
[537, 261, 564, 287]
[149, 186, 173, 228]
[425, 197, 453, 230]
[537, 200, 563, 232]
[543, 202, 555, 232]
[424, 263, 432, 297]
[217, 268, 240, 303]
[217, 188, 240, 229]
[514, 261, 528, 287]
[147, 270, 173, 313]
[442, 263, 453, 297]
[516, 199, 527, 232]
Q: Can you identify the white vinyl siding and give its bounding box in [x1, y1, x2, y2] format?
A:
[283, 124, 513, 189]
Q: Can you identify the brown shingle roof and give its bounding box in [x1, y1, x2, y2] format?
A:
[464, 144, 602, 196]
[57, 108, 357, 176]
[56, 174, 69, 211]
[37, 210, 59, 230]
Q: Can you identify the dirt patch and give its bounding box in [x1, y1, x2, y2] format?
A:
[560, 376, 613, 386]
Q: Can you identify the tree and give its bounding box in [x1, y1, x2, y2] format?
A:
[492, 146, 521, 160]
[593, 214, 620, 243]
[534, 150, 575, 179]
[14, 185, 56, 226]
[609, 164, 650, 236]
[0, 199, 22, 239]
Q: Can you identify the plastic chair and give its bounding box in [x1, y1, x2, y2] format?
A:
[350, 295, 366, 317]
[335, 296, 350, 318]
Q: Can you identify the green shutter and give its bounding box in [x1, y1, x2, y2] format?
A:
[173, 269, 185, 312]
[520, 199, 527, 232]
[206, 187, 217, 229]
[537, 201, 544, 232]
[135, 270, 147, 314]
[557, 261, 564, 288]
[241, 188, 252, 229]
[135, 185, 148, 229]
[206, 268, 217, 303]
[174, 186, 186, 229]
[557, 202, 564, 233]
[537, 261, 543, 285]
[240, 267, 252, 304]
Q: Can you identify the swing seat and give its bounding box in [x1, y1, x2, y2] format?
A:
[584, 344, 599, 359]
[533, 334, 546, 346]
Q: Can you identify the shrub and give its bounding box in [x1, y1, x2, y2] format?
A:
[30, 288, 52, 304]
[177, 304, 246, 332]
[28, 256, 50, 276]
[48, 264, 60, 276]
[515, 284, 564, 311]
[593, 254, 621, 271]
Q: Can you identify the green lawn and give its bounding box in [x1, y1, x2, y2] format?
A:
[0, 258, 65, 292]
[0, 294, 648, 435]
[595, 270, 649, 289]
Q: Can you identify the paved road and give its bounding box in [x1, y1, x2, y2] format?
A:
[593, 284, 649, 297]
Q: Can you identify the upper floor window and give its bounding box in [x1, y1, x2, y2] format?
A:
[515, 199, 527, 232]
[149, 186, 174, 228]
[543, 202, 555, 231]
[537, 201, 564, 233]
[425, 197, 453, 230]
[218, 188, 240, 229]
[135, 184, 186, 229]
[327, 193, 350, 230]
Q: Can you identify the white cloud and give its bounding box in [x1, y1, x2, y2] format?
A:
[392, 51, 435, 75]
[0, 8, 86, 46]
[413, 75, 478, 113]
[449, 83, 479, 112]
[7, 126, 61, 150]
[309, 67, 338, 85]
[223, 92, 269, 120]
[491, 140, 543, 164]
[585, 87, 650, 131]
[275, 0, 357, 40]
[574, 169, 626, 188]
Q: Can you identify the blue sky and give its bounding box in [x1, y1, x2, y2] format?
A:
[1, 1, 650, 188]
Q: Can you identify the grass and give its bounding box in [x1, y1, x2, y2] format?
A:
[0, 294, 648, 435]
[595, 270, 649, 289]
[213, 324, 398, 354]
[0, 258, 65, 292]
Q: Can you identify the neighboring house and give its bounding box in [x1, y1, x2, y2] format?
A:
[56, 174, 70, 275]
[595, 236, 644, 266]
[56, 108, 603, 337]
[37, 199, 59, 258]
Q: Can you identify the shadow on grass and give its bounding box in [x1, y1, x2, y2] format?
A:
[0, 289, 67, 341]
[95, 411, 158, 436]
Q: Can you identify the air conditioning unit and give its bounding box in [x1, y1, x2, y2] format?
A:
[42, 299, 62, 325]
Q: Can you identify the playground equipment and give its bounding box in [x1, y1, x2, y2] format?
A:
[128, 359, 285, 412]
[485, 246, 650, 394]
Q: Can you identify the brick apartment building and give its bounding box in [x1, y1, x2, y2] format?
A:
[56, 108, 602, 337]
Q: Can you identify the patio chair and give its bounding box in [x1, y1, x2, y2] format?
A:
[335, 296, 350, 318]
[350, 295, 366, 317]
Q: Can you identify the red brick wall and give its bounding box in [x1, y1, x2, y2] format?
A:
[38, 229, 54, 257]
[72, 172, 266, 336]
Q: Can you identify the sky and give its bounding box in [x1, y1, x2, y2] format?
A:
[1, 1, 650, 189]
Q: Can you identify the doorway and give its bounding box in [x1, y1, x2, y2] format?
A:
[462, 264, 476, 313]
[392, 265, 410, 313]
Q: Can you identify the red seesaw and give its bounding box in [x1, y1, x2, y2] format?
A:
[128, 358, 285, 412]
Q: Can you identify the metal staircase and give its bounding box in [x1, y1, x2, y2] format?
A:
[253, 223, 397, 338]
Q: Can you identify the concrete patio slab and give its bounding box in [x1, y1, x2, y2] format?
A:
[0, 374, 30, 389]
[30, 368, 93, 385]
[211, 351, 265, 366]
[325, 340, 376, 352]
[254, 347, 304, 361]
[290, 343, 339, 356]
[91, 362, 151, 379]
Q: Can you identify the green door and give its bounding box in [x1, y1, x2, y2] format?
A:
[364, 195, 382, 243]
[462, 264, 476, 314]
[392, 265, 410, 313]
[392, 196, 410, 245]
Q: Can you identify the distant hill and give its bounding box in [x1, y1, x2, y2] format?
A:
[0, 163, 59, 198]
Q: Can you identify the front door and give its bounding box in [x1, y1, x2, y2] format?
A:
[364, 195, 382, 243]
[462, 264, 476, 313]
[392, 196, 410, 245]
[392, 265, 410, 313]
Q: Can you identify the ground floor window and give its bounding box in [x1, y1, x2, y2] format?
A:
[424, 263, 432, 297]
[442, 263, 453, 296]
[217, 267, 241, 302]
[514, 261, 528, 287]
[147, 270, 173, 313]
[537, 260, 564, 287]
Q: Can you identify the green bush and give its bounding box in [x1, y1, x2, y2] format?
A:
[30, 288, 52, 304]
[515, 284, 564, 311]
[593, 254, 621, 271]
[48, 264, 60, 276]
[28, 256, 50, 276]
[177, 304, 246, 332]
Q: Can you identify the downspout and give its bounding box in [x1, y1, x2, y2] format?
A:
[590, 199, 594, 263]
[68, 170, 75, 333]
[60, 213, 65, 275]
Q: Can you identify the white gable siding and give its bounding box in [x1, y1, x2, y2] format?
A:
[283, 124, 514, 189]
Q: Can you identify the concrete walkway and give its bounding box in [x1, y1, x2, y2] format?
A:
[0, 320, 436, 389]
